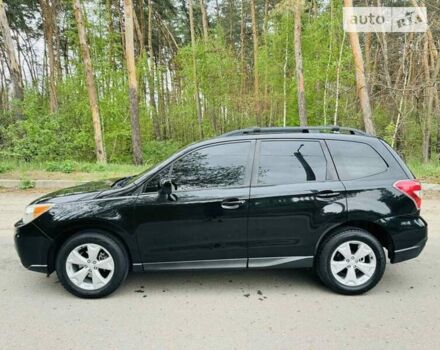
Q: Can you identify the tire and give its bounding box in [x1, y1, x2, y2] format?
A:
[56, 231, 129, 298]
[316, 228, 386, 295]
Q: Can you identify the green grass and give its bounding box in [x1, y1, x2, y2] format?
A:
[18, 179, 35, 190]
[407, 160, 440, 183]
[0, 160, 146, 181]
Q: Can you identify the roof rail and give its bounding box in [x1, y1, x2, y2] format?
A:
[221, 126, 369, 137]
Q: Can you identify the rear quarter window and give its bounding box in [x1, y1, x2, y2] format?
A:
[327, 140, 388, 180]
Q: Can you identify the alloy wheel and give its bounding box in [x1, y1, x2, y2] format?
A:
[330, 240, 377, 287]
[65, 243, 115, 290]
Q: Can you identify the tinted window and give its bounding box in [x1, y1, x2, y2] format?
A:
[143, 166, 171, 193]
[257, 141, 327, 185]
[327, 140, 388, 180]
[171, 142, 251, 191]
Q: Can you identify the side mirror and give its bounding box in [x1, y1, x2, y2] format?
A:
[159, 179, 178, 195]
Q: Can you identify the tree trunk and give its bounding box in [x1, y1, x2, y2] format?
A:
[40, 0, 59, 113]
[124, 0, 144, 165]
[392, 34, 414, 149]
[147, 0, 161, 139]
[53, 0, 62, 80]
[72, 0, 107, 163]
[263, 0, 269, 125]
[0, 0, 23, 118]
[344, 0, 375, 135]
[189, 0, 203, 138]
[283, 16, 289, 127]
[106, 0, 116, 68]
[436, 93, 440, 159]
[250, 0, 260, 124]
[240, 0, 246, 96]
[422, 34, 436, 163]
[323, 0, 334, 124]
[199, 0, 209, 44]
[334, 31, 346, 125]
[294, 0, 307, 126]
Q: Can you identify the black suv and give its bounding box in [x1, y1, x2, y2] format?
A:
[14, 126, 427, 298]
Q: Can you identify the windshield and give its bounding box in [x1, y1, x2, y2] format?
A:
[120, 142, 198, 187]
[124, 164, 156, 185]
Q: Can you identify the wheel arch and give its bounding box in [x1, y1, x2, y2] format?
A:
[314, 221, 394, 262]
[47, 220, 138, 274]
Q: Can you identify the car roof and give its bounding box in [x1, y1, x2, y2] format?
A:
[220, 126, 369, 137]
[209, 126, 377, 145]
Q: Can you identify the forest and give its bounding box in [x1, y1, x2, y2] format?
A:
[0, 0, 439, 175]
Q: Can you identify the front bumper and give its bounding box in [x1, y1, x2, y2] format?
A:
[14, 220, 53, 274]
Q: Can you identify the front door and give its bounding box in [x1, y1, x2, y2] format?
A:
[134, 141, 255, 269]
[247, 139, 346, 268]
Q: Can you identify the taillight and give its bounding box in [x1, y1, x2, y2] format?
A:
[393, 180, 422, 210]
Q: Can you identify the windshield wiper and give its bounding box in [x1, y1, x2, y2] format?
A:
[111, 176, 134, 188]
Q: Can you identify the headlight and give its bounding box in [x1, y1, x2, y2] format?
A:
[23, 204, 53, 224]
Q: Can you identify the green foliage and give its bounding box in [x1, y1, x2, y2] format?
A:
[407, 160, 440, 183]
[0, 163, 12, 173]
[3, 83, 95, 162]
[142, 141, 182, 165]
[45, 161, 75, 173]
[18, 179, 35, 190]
[1, 0, 437, 168]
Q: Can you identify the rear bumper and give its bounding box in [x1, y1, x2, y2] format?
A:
[391, 237, 427, 263]
[379, 215, 428, 264]
[14, 220, 52, 274]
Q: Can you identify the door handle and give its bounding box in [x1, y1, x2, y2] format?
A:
[221, 199, 246, 209]
[316, 190, 340, 199]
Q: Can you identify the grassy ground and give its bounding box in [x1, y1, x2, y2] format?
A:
[0, 160, 146, 183]
[407, 160, 440, 184]
[0, 159, 439, 184]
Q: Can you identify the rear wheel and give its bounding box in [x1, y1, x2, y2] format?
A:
[56, 232, 129, 298]
[316, 228, 386, 295]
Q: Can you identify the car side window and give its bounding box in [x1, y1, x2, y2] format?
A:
[170, 142, 251, 191]
[327, 140, 388, 180]
[257, 140, 327, 186]
[143, 166, 171, 193]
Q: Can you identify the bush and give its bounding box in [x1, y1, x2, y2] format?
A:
[19, 179, 35, 190]
[45, 161, 75, 173]
[0, 163, 12, 173]
[143, 140, 182, 165]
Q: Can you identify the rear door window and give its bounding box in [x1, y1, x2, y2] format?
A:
[256, 140, 327, 186]
[327, 140, 388, 180]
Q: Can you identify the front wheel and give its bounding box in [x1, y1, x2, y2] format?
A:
[56, 232, 129, 298]
[316, 228, 386, 295]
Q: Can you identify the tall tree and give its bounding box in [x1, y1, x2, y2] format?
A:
[39, 0, 58, 113]
[294, 0, 307, 126]
[250, 0, 260, 124]
[344, 0, 375, 135]
[72, 0, 106, 163]
[240, 0, 246, 96]
[0, 0, 24, 118]
[147, 0, 161, 140]
[124, 0, 144, 165]
[188, 0, 203, 137]
[199, 0, 209, 43]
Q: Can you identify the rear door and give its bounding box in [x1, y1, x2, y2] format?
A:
[247, 139, 347, 268]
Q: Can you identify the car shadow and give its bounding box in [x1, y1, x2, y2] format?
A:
[119, 268, 328, 296]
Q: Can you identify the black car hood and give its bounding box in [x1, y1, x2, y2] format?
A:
[31, 179, 118, 205]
